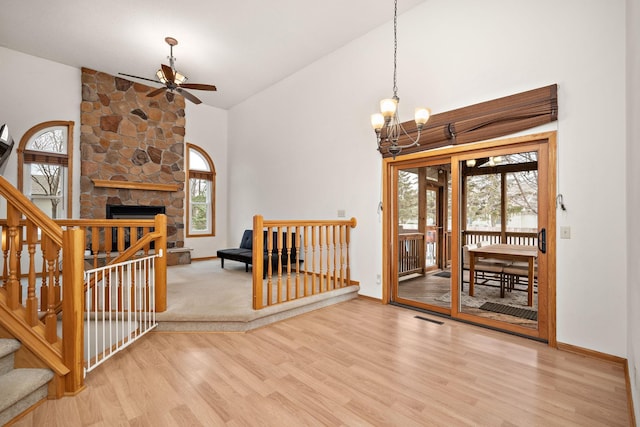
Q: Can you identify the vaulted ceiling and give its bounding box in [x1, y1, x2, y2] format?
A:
[1, 0, 426, 109]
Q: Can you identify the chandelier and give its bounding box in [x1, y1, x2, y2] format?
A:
[371, 0, 431, 159]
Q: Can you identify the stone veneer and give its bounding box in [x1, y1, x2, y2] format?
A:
[79, 68, 185, 249]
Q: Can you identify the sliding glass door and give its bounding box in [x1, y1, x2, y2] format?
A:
[387, 134, 554, 341]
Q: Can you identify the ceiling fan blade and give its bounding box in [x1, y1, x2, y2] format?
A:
[177, 88, 202, 104]
[147, 87, 167, 98]
[180, 83, 217, 91]
[118, 72, 159, 84]
[161, 64, 175, 83]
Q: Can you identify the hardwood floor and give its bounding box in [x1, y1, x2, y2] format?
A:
[11, 298, 629, 426]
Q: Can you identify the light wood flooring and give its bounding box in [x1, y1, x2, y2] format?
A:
[11, 298, 629, 426]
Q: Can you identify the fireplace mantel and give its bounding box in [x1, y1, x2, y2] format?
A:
[92, 179, 179, 192]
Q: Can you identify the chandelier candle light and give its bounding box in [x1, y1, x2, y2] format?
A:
[371, 0, 431, 159]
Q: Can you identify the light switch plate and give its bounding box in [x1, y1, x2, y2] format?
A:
[560, 226, 571, 239]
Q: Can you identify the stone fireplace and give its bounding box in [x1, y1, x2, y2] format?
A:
[79, 68, 186, 253]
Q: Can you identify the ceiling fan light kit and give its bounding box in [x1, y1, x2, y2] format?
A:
[119, 36, 216, 105]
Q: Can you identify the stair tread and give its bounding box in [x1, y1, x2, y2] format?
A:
[0, 368, 54, 412]
[0, 339, 20, 359]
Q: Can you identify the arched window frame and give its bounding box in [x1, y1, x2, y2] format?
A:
[186, 143, 216, 237]
[17, 120, 74, 219]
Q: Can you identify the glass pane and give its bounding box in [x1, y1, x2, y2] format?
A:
[28, 129, 66, 153]
[30, 163, 63, 218]
[189, 148, 209, 171]
[396, 163, 452, 311]
[191, 204, 209, 232]
[460, 150, 538, 329]
[190, 178, 210, 201]
[190, 177, 211, 233]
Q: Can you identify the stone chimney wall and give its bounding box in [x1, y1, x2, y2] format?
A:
[79, 68, 185, 248]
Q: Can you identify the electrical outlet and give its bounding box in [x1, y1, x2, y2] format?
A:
[376, 274, 381, 285]
[337, 209, 346, 218]
[560, 226, 571, 239]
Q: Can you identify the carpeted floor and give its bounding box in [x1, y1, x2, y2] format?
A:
[155, 259, 360, 331]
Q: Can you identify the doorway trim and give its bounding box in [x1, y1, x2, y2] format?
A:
[382, 131, 557, 346]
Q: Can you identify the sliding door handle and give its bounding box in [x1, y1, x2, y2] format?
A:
[538, 228, 546, 254]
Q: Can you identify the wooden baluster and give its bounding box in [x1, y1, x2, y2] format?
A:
[142, 227, 150, 255]
[339, 225, 343, 287]
[303, 226, 309, 296]
[6, 204, 20, 310]
[323, 225, 330, 291]
[285, 228, 292, 301]
[276, 227, 283, 303]
[42, 235, 58, 343]
[294, 227, 301, 298]
[54, 245, 61, 305]
[26, 220, 38, 326]
[2, 227, 8, 288]
[332, 225, 338, 290]
[319, 226, 325, 293]
[40, 258, 47, 311]
[266, 227, 273, 305]
[105, 227, 113, 263]
[16, 225, 23, 304]
[311, 226, 317, 294]
[104, 228, 112, 311]
[91, 226, 100, 268]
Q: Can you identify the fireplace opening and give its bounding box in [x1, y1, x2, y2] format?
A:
[106, 204, 165, 250]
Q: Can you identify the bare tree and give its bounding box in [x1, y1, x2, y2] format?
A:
[29, 130, 64, 218]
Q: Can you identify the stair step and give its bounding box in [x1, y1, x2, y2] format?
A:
[0, 368, 54, 425]
[0, 338, 21, 376]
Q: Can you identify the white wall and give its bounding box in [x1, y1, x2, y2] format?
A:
[626, 0, 640, 419]
[0, 47, 81, 215]
[184, 102, 229, 258]
[229, 0, 629, 357]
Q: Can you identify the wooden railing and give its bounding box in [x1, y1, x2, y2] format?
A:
[252, 215, 357, 309]
[0, 175, 167, 397]
[398, 233, 424, 276]
[463, 230, 538, 246]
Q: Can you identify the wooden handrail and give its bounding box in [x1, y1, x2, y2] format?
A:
[0, 175, 62, 246]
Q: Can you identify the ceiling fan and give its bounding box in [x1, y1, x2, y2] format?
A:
[119, 37, 217, 105]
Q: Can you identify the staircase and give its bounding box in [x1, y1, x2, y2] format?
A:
[0, 338, 53, 426]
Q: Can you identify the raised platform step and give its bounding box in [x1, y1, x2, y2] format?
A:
[155, 285, 360, 332]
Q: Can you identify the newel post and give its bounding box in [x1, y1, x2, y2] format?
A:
[253, 215, 264, 309]
[154, 214, 167, 312]
[62, 227, 85, 394]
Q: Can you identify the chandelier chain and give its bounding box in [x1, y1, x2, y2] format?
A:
[392, 0, 398, 97]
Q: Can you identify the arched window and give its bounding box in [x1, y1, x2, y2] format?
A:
[18, 121, 74, 219]
[187, 143, 216, 237]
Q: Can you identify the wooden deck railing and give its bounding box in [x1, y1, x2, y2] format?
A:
[398, 233, 424, 276]
[252, 215, 357, 309]
[0, 175, 167, 397]
[463, 230, 537, 246]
